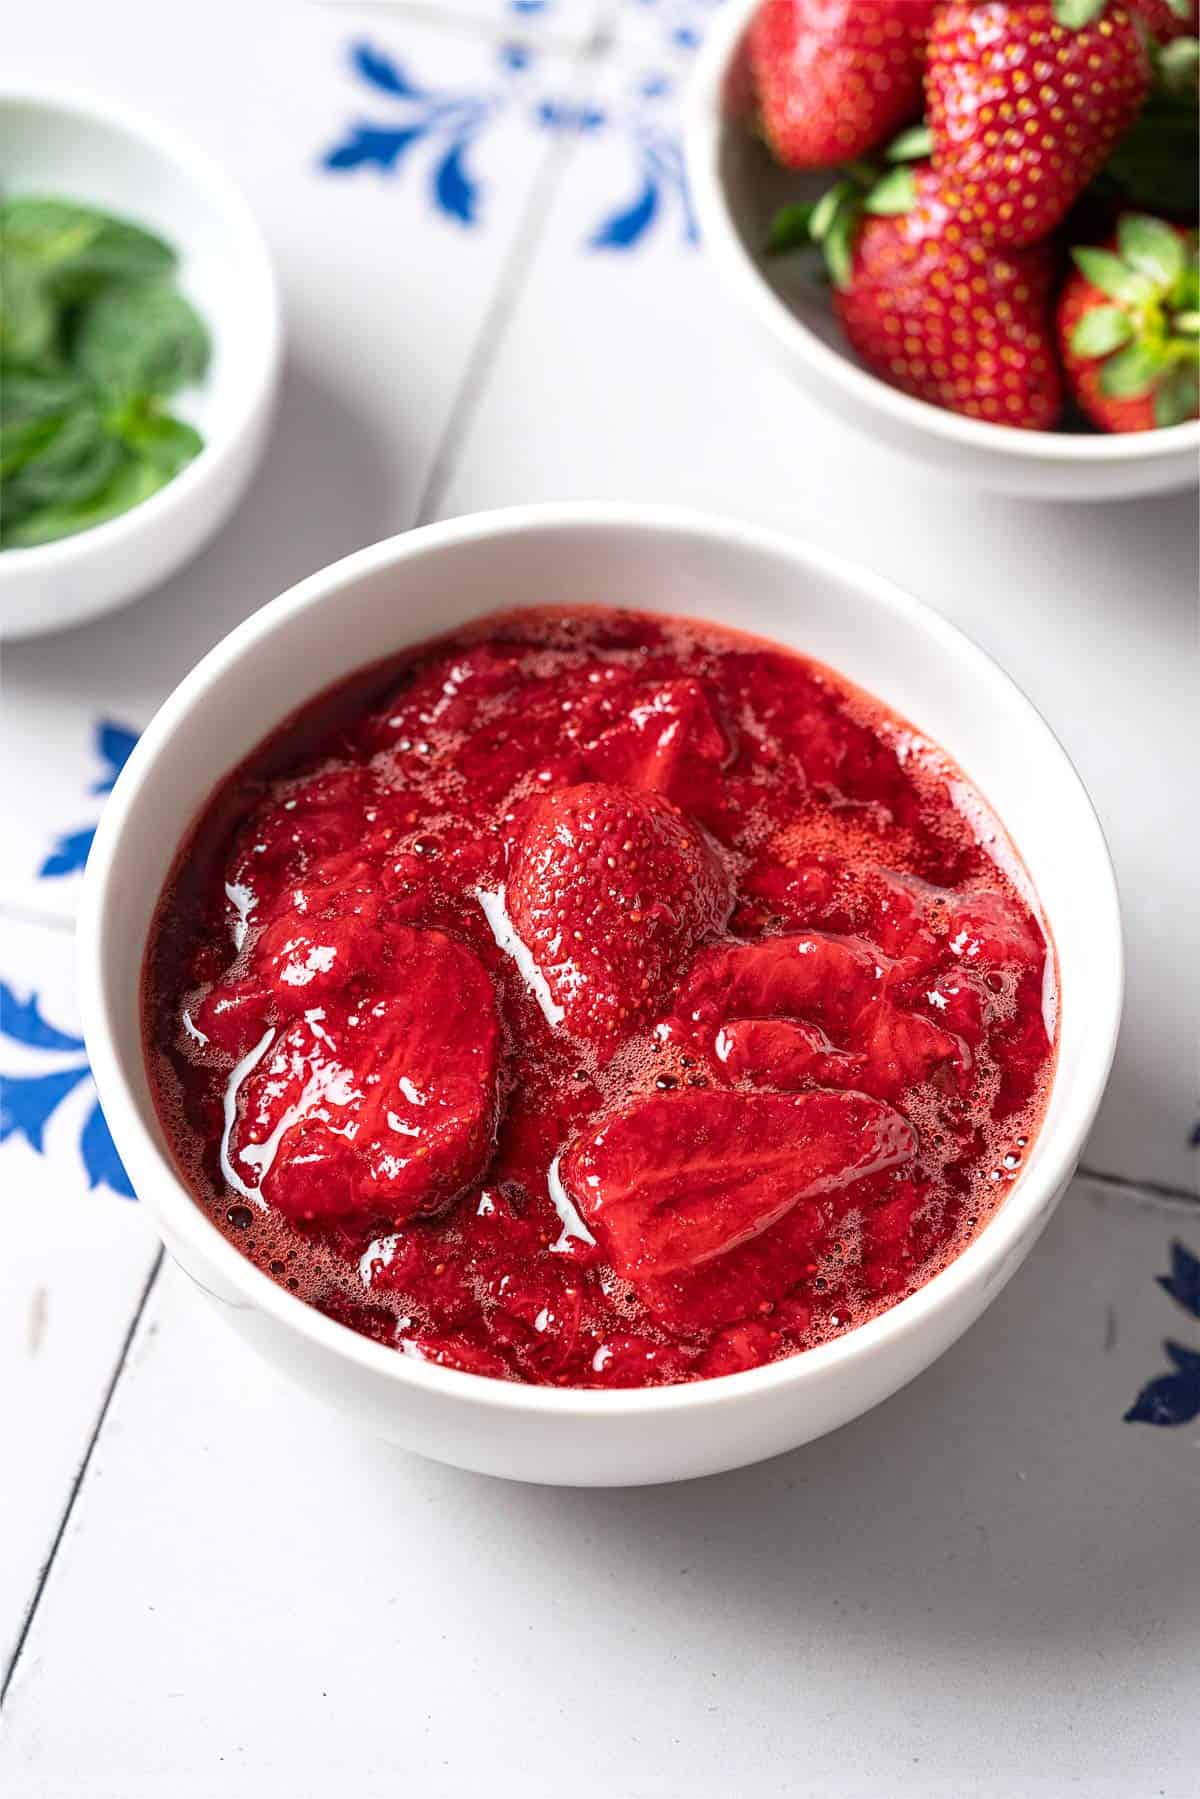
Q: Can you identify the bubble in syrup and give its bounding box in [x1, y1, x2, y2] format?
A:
[227, 1204, 253, 1231]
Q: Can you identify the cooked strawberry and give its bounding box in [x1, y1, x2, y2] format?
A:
[586, 1334, 695, 1388]
[1059, 216, 1200, 431]
[505, 782, 732, 1053]
[256, 912, 388, 1009]
[408, 1334, 513, 1380]
[925, 1, 1151, 250]
[697, 1320, 779, 1378]
[677, 932, 889, 1036]
[561, 1088, 916, 1282]
[582, 678, 733, 813]
[831, 166, 1062, 429]
[229, 927, 501, 1230]
[854, 1003, 970, 1098]
[699, 956, 967, 1097]
[945, 887, 1048, 969]
[714, 1016, 867, 1089]
[750, 0, 938, 169]
[742, 857, 946, 967]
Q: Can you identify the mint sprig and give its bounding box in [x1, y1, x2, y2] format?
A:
[0, 197, 210, 551]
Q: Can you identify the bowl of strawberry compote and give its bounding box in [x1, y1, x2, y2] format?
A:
[685, 0, 1200, 499]
[80, 506, 1122, 1485]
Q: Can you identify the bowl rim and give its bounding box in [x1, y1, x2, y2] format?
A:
[684, 0, 1200, 467]
[0, 77, 283, 576]
[79, 502, 1124, 1419]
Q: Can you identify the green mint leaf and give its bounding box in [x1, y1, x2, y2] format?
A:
[0, 255, 59, 364]
[1071, 246, 1156, 304]
[72, 279, 210, 401]
[3, 401, 123, 511]
[0, 366, 87, 476]
[118, 405, 204, 477]
[765, 203, 817, 256]
[1098, 340, 1167, 397]
[885, 125, 933, 163]
[1, 449, 170, 548]
[1153, 364, 1200, 426]
[0, 199, 176, 292]
[864, 167, 916, 216]
[1117, 214, 1184, 287]
[1054, 0, 1108, 27]
[1069, 305, 1134, 358]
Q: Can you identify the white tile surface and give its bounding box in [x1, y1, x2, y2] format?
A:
[0, 918, 159, 1685]
[0, 1181, 1195, 1797]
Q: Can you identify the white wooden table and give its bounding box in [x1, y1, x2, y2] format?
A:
[2, 4, 1197, 1793]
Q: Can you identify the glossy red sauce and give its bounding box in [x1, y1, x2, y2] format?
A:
[144, 607, 1055, 1387]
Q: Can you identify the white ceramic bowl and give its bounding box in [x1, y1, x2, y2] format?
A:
[79, 505, 1123, 1486]
[0, 84, 282, 638]
[685, 0, 1200, 501]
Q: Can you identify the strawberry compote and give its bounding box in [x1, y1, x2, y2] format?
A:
[144, 607, 1055, 1388]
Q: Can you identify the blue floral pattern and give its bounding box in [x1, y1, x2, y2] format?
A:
[322, 39, 697, 249]
[1126, 1242, 1200, 1427]
[39, 719, 138, 879]
[0, 983, 133, 1198]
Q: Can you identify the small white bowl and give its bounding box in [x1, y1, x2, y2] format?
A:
[685, 0, 1200, 501]
[79, 505, 1122, 1487]
[0, 84, 282, 638]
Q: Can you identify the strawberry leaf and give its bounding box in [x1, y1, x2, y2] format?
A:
[1118, 214, 1184, 287]
[1153, 364, 1200, 425]
[823, 210, 857, 291]
[1070, 305, 1134, 358]
[864, 168, 916, 217]
[1098, 340, 1167, 397]
[764, 202, 817, 257]
[1157, 36, 1200, 95]
[885, 124, 933, 163]
[1054, 0, 1108, 25]
[1071, 247, 1157, 305]
[810, 181, 853, 244]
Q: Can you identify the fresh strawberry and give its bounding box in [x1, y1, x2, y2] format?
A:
[750, 0, 939, 169]
[1128, 0, 1198, 40]
[229, 926, 501, 1230]
[925, 0, 1151, 249]
[561, 1088, 916, 1283]
[1058, 214, 1200, 429]
[504, 783, 732, 1054]
[823, 165, 1062, 428]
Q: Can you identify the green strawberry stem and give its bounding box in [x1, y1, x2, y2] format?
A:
[1069, 216, 1200, 421]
